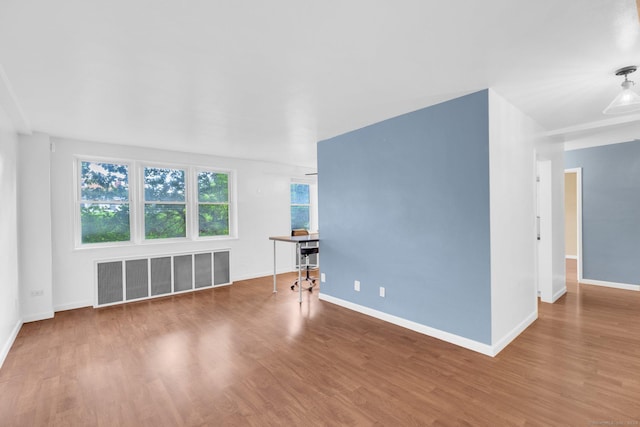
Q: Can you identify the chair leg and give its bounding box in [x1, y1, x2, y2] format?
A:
[291, 256, 318, 292]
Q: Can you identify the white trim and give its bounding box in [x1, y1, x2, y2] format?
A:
[580, 279, 640, 292]
[0, 319, 23, 370]
[0, 64, 31, 133]
[565, 255, 577, 260]
[564, 168, 583, 282]
[318, 293, 498, 356]
[22, 310, 54, 323]
[232, 269, 297, 282]
[537, 160, 553, 302]
[576, 168, 583, 282]
[551, 287, 567, 302]
[54, 300, 93, 312]
[491, 310, 538, 356]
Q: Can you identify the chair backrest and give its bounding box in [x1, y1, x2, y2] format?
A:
[291, 229, 309, 236]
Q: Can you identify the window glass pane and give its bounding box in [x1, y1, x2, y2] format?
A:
[145, 204, 186, 239]
[198, 172, 229, 203]
[81, 162, 128, 201]
[144, 167, 185, 202]
[290, 183, 310, 205]
[199, 205, 230, 236]
[291, 206, 310, 230]
[81, 204, 130, 243]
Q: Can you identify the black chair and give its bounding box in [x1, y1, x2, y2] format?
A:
[291, 244, 319, 292]
[290, 229, 319, 292]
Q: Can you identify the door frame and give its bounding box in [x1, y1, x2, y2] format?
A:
[564, 167, 583, 282]
[537, 160, 552, 301]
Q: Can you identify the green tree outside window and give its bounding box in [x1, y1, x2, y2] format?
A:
[198, 171, 230, 236]
[80, 161, 130, 243]
[144, 167, 186, 239]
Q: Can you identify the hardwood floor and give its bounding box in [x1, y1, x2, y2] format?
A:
[1, 261, 639, 426]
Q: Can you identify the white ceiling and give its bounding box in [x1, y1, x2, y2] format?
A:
[0, 0, 639, 168]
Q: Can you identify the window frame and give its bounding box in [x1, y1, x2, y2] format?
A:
[74, 156, 237, 249]
[194, 167, 233, 240]
[141, 163, 189, 242]
[290, 180, 314, 231]
[74, 157, 134, 248]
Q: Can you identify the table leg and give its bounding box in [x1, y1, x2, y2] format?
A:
[297, 242, 302, 304]
[273, 240, 277, 293]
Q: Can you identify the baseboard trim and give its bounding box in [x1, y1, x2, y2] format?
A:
[0, 318, 23, 370]
[233, 269, 296, 282]
[565, 255, 577, 260]
[54, 300, 93, 313]
[22, 310, 54, 323]
[552, 287, 567, 302]
[580, 278, 640, 291]
[318, 293, 496, 357]
[491, 310, 538, 356]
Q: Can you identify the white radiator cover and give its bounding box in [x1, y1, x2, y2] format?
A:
[95, 249, 231, 307]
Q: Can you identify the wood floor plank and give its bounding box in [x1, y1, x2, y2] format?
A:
[1, 261, 639, 426]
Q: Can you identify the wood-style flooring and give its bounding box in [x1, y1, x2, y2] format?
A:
[1, 260, 639, 426]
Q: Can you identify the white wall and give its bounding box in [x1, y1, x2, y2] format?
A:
[488, 90, 538, 352]
[45, 136, 313, 312]
[0, 104, 21, 368]
[18, 133, 54, 321]
[536, 133, 566, 302]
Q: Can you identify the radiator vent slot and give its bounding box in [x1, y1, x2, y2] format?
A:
[194, 253, 212, 288]
[97, 261, 123, 305]
[150, 257, 172, 296]
[174, 255, 193, 292]
[214, 251, 230, 285]
[126, 259, 149, 300]
[95, 249, 231, 307]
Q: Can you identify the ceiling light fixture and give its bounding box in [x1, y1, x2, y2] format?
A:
[603, 65, 640, 115]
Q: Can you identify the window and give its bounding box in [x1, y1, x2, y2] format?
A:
[143, 167, 186, 239]
[291, 183, 310, 230]
[198, 171, 230, 236]
[77, 158, 235, 246]
[79, 161, 130, 244]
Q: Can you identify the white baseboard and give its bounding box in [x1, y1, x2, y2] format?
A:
[22, 310, 54, 323]
[491, 310, 538, 356]
[232, 268, 297, 282]
[0, 318, 23, 370]
[552, 287, 567, 302]
[565, 255, 577, 260]
[580, 278, 640, 291]
[54, 300, 93, 312]
[318, 293, 497, 357]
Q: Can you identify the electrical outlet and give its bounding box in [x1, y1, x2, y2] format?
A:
[30, 289, 44, 297]
[379, 286, 385, 297]
[321, 273, 326, 283]
[354, 280, 360, 292]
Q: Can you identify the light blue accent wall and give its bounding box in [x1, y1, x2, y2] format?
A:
[317, 90, 491, 344]
[565, 140, 640, 284]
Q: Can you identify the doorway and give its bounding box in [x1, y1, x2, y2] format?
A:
[564, 168, 582, 283]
